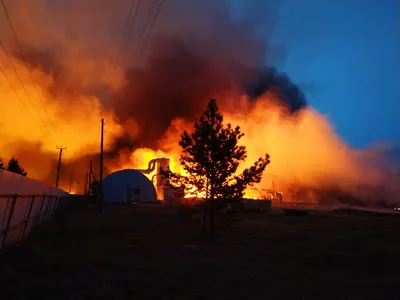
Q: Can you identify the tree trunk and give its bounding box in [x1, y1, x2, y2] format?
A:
[203, 177, 209, 236]
[201, 202, 207, 235]
[209, 190, 215, 241]
[209, 99, 216, 241]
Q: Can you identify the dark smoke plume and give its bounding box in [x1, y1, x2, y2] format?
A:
[2, 0, 309, 189]
[112, 37, 308, 150]
[244, 67, 307, 113]
[110, 0, 308, 152]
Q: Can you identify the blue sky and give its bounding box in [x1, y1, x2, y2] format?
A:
[235, 0, 399, 149]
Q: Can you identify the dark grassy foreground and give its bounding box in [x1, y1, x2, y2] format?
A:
[1, 204, 400, 299]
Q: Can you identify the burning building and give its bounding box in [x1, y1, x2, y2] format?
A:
[0, 0, 398, 208]
[102, 169, 157, 203]
[102, 157, 173, 203]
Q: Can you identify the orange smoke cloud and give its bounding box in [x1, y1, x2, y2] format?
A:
[0, 0, 125, 183]
[117, 92, 398, 206]
[0, 0, 397, 206]
[223, 96, 380, 189]
[0, 49, 123, 177]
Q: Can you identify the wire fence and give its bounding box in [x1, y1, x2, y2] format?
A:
[0, 194, 67, 249]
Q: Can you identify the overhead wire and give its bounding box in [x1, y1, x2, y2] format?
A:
[105, 0, 166, 122]
[117, 0, 165, 105]
[1, 0, 55, 131]
[132, 0, 165, 67]
[114, 0, 136, 68]
[0, 38, 48, 130]
[115, 0, 142, 68]
[0, 61, 44, 134]
[129, 0, 159, 65]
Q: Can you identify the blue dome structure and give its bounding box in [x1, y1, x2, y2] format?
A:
[102, 169, 158, 203]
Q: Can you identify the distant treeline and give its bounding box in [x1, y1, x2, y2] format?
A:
[0, 156, 27, 176]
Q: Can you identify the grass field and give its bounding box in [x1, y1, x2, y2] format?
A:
[0, 203, 399, 299]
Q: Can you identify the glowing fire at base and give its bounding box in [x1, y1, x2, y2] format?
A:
[117, 148, 280, 202]
[0, 0, 397, 207]
[105, 95, 398, 206]
[114, 148, 205, 200]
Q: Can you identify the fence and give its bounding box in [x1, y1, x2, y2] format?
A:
[0, 194, 66, 250]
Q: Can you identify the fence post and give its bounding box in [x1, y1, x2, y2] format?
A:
[42, 196, 50, 222]
[53, 196, 58, 213]
[1, 196, 11, 231]
[21, 195, 35, 239]
[52, 197, 59, 214]
[42, 196, 49, 221]
[44, 196, 53, 221]
[48, 196, 55, 218]
[1, 194, 17, 248]
[49, 196, 55, 219]
[35, 195, 46, 225]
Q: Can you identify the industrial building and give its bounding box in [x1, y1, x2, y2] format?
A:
[102, 158, 173, 203]
[102, 157, 278, 207]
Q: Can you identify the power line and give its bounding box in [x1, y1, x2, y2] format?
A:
[0, 38, 48, 129]
[122, 0, 142, 66]
[115, 0, 136, 67]
[115, 0, 164, 106]
[117, 0, 165, 106]
[0, 61, 42, 130]
[1, 0, 54, 129]
[129, 0, 160, 67]
[133, 0, 165, 66]
[115, 0, 142, 68]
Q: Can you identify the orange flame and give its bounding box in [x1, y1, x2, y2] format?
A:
[111, 92, 386, 202]
[0, 0, 396, 204]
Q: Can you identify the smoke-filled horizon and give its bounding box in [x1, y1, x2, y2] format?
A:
[0, 0, 398, 204]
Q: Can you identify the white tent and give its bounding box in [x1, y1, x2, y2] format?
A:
[0, 169, 68, 233]
[0, 169, 67, 197]
[102, 169, 158, 203]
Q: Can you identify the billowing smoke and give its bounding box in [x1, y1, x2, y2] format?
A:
[0, 0, 398, 206]
[112, 37, 307, 151]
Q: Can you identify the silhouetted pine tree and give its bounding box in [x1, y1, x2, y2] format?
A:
[7, 157, 27, 176]
[162, 99, 270, 239]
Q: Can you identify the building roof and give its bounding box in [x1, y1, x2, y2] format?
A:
[102, 169, 158, 203]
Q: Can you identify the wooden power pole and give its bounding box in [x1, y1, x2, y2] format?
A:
[98, 118, 104, 213]
[84, 172, 89, 195]
[55, 146, 67, 188]
[69, 172, 73, 193]
[89, 160, 93, 189]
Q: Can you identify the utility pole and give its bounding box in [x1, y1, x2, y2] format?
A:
[89, 160, 93, 188]
[98, 118, 104, 213]
[55, 146, 67, 188]
[69, 172, 73, 193]
[85, 172, 89, 195]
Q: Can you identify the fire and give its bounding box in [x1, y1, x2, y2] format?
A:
[117, 92, 389, 202]
[244, 188, 262, 200]
[0, 0, 397, 205]
[115, 147, 205, 199]
[0, 45, 390, 201]
[0, 0, 127, 185]
[111, 94, 376, 199]
[0, 52, 123, 179]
